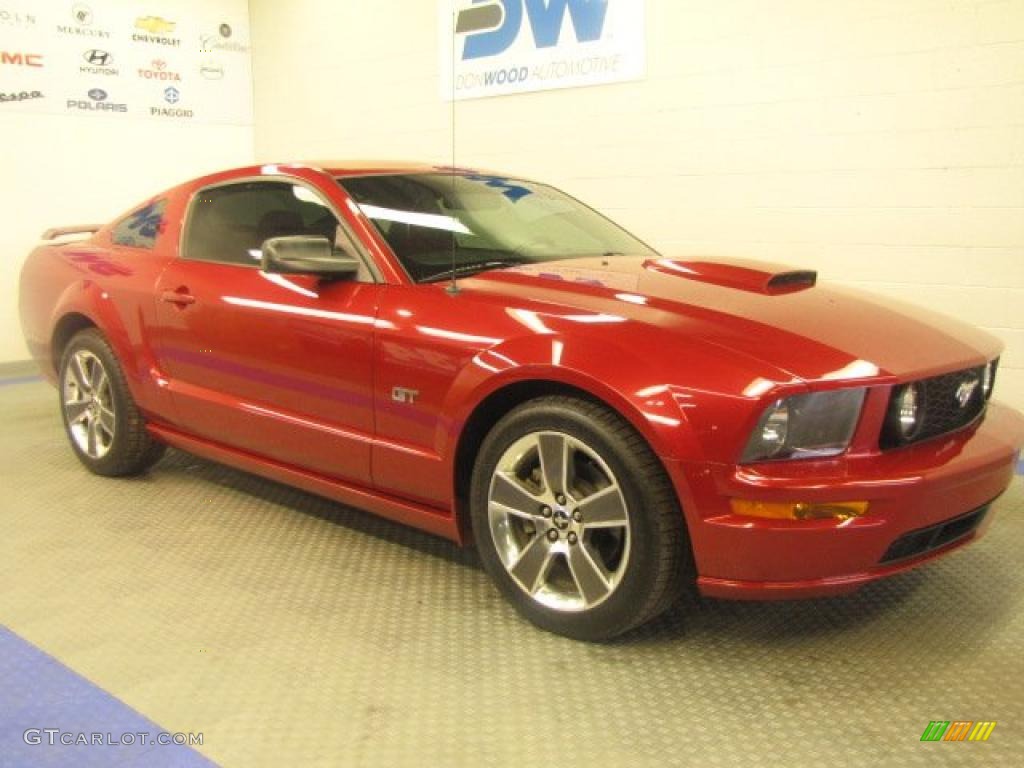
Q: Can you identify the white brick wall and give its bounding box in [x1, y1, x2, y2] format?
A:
[251, 0, 1024, 410]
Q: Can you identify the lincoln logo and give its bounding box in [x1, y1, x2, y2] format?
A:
[956, 378, 979, 408]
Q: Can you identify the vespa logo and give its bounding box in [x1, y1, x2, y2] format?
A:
[457, 0, 609, 60]
[956, 378, 979, 408]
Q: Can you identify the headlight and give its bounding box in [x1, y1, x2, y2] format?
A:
[982, 359, 997, 399]
[741, 388, 866, 463]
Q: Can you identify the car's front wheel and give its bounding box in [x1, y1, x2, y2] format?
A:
[470, 396, 691, 640]
[59, 328, 165, 476]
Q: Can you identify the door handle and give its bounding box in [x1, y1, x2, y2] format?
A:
[161, 289, 196, 307]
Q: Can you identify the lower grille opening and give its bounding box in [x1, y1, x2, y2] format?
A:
[880, 504, 990, 564]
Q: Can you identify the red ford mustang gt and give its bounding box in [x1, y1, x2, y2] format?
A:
[19, 161, 1024, 639]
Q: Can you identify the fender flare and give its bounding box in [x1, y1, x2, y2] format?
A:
[49, 280, 148, 403]
[438, 333, 706, 473]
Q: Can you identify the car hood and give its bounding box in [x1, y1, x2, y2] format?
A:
[464, 255, 1001, 384]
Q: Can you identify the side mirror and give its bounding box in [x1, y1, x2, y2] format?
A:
[261, 235, 361, 277]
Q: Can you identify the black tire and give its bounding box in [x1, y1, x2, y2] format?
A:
[470, 396, 692, 641]
[59, 328, 166, 477]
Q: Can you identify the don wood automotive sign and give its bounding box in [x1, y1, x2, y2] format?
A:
[440, 0, 646, 100]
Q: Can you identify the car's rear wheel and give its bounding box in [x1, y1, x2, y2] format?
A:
[59, 329, 165, 476]
[470, 396, 690, 640]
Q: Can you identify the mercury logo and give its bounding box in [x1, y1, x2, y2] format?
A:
[72, 3, 92, 26]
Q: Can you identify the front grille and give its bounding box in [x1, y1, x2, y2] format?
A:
[880, 364, 991, 450]
[880, 504, 989, 564]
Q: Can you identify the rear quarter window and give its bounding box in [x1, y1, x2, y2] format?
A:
[112, 199, 167, 249]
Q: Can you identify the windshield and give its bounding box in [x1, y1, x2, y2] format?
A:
[337, 173, 658, 283]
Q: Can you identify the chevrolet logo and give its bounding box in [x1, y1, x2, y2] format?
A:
[135, 16, 175, 34]
[955, 378, 979, 408]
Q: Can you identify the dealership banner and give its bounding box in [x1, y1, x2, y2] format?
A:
[440, 0, 645, 101]
[0, 0, 252, 124]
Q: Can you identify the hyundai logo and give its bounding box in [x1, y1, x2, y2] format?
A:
[87, 88, 107, 101]
[83, 49, 111, 66]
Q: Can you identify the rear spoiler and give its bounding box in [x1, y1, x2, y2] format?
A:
[41, 224, 102, 241]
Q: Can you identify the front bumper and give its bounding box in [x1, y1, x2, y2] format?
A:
[669, 402, 1024, 600]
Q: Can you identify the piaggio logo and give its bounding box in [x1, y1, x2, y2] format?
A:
[456, 0, 609, 60]
[1, 51, 42, 67]
[921, 721, 996, 742]
[164, 86, 179, 104]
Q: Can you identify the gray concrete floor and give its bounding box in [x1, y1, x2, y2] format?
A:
[2, 374, 1022, 767]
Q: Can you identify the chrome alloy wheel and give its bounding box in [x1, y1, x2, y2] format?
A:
[487, 431, 631, 612]
[62, 350, 116, 459]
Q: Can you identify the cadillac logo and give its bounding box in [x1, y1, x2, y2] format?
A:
[955, 378, 979, 408]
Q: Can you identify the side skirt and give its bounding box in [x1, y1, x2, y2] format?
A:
[147, 423, 462, 543]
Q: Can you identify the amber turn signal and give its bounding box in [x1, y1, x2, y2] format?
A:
[730, 499, 870, 521]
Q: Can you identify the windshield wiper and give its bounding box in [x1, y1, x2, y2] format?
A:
[420, 259, 528, 284]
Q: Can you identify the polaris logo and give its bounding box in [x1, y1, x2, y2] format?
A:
[67, 89, 127, 113]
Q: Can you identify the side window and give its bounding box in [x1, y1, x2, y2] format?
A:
[112, 199, 167, 249]
[184, 181, 341, 267]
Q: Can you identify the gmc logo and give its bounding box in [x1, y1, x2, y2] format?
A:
[1, 51, 43, 67]
[457, 0, 608, 60]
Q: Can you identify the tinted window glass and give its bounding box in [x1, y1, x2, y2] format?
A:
[337, 173, 657, 282]
[112, 199, 167, 249]
[185, 181, 340, 266]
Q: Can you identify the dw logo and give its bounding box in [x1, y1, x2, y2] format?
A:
[457, 0, 609, 60]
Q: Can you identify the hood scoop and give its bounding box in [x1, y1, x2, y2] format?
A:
[644, 258, 817, 295]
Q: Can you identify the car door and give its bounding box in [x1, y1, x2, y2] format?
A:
[152, 178, 378, 486]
